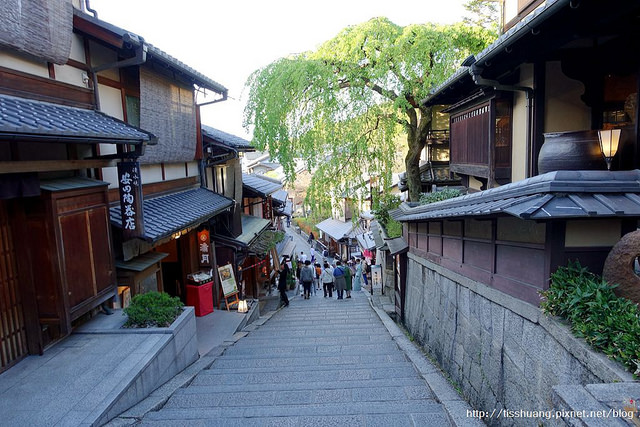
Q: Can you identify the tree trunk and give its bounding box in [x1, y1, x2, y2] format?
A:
[404, 107, 431, 202]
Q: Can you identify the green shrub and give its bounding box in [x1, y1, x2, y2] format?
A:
[419, 188, 462, 205]
[373, 193, 402, 238]
[540, 261, 640, 377]
[123, 291, 184, 328]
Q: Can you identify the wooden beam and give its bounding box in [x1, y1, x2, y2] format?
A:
[0, 159, 119, 174]
[0, 66, 94, 109]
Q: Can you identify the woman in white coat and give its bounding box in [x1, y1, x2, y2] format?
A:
[320, 262, 334, 298]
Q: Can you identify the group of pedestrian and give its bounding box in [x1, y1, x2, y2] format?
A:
[278, 246, 370, 307]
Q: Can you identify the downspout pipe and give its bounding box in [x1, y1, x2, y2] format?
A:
[469, 64, 535, 178]
[91, 37, 147, 110]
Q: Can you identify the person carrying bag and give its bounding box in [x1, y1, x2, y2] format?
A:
[320, 262, 334, 298]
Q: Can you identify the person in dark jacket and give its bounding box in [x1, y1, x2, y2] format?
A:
[300, 260, 315, 299]
[278, 262, 289, 307]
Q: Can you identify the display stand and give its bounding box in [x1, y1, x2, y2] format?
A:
[220, 288, 240, 311]
[218, 263, 240, 311]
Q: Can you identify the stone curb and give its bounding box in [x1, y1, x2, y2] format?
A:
[365, 291, 486, 427]
[103, 301, 272, 426]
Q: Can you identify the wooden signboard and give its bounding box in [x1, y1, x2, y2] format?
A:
[218, 263, 239, 311]
[117, 161, 144, 239]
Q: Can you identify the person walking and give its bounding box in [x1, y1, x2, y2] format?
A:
[299, 260, 315, 299]
[353, 258, 363, 291]
[278, 262, 289, 307]
[345, 260, 354, 298]
[333, 261, 346, 300]
[314, 263, 322, 292]
[320, 262, 334, 297]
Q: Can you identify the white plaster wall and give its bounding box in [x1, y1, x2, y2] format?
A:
[186, 161, 199, 177]
[141, 164, 163, 184]
[544, 61, 590, 133]
[102, 167, 118, 189]
[68, 33, 86, 63]
[511, 64, 533, 183]
[99, 84, 124, 120]
[54, 63, 87, 87]
[164, 163, 187, 181]
[503, 0, 518, 23]
[0, 51, 49, 78]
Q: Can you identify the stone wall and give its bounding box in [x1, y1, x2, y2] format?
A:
[403, 253, 633, 426]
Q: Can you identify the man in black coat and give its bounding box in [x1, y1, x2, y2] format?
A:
[278, 261, 289, 307]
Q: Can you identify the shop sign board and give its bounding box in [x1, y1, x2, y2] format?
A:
[218, 263, 238, 297]
[117, 161, 144, 239]
[371, 264, 383, 292]
[197, 228, 211, 267]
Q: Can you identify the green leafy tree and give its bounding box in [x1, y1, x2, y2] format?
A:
[463, 0, 502, 35]
[244, 18, 494, 203]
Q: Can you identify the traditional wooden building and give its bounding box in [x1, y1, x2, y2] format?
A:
[0, 0, 232, 372]
[0, 2, 158, 371]
[393, 0, 640, 420]
[70, 7, 233, 303]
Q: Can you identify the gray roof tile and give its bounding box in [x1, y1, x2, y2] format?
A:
[0, 94, 156, 143]
[316, 218, 354, 241]
[242, 173, 283, 197]
[74, 10, 227, 95]
[110, 188, 233, 242]
[201, 125, 254, 151]
[355, 231, 376, 251]
[394, 170, 640, 222]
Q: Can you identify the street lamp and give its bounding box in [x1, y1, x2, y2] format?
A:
[598, 129, 621, 170]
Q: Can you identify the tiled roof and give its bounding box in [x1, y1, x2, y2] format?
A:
[73, 9, 227, 95]
[237, 214, 271, 246]
[242, 173, 283, 197]
[271, 190, 288, 205]
[316, 218, 354, 241]
[393, 170, 640, 222]
[386, 237, 409, 256]
[201, 125, 254, 151]
[110, 188, 233, 242]
[355, 231, 376, 251]
[212, 214, 272, 254]
[0, 94, 156, 144]
[398, 163, 461, 191]
[40, 177, 108, 192]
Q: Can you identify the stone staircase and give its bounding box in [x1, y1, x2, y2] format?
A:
[141, 293, 453, 426]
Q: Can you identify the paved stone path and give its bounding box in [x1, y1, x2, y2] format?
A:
[140, 290, 453, 426]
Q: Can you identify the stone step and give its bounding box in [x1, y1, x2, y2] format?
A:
[139, 412, 451, 426]
[228, 336, 393, 347]
[175, 376, 430, 394]
[221, 342, 401, 356]
[205, 359, 415, 375]
[210, 353, 407, 368]
[190, 366, 421, 386]
[145, 400, 448, 420]
[168, 384, 435, 406]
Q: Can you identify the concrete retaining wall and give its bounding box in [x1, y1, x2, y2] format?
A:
[404, 253, 633, 426]
[95, 306, 198, 425]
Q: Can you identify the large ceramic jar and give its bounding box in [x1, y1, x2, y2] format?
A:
[538, 130, 607, 174]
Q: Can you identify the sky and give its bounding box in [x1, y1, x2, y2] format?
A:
[90, 0, 469, 140]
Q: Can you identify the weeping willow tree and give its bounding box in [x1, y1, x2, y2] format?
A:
[244, 17, 494, 204]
